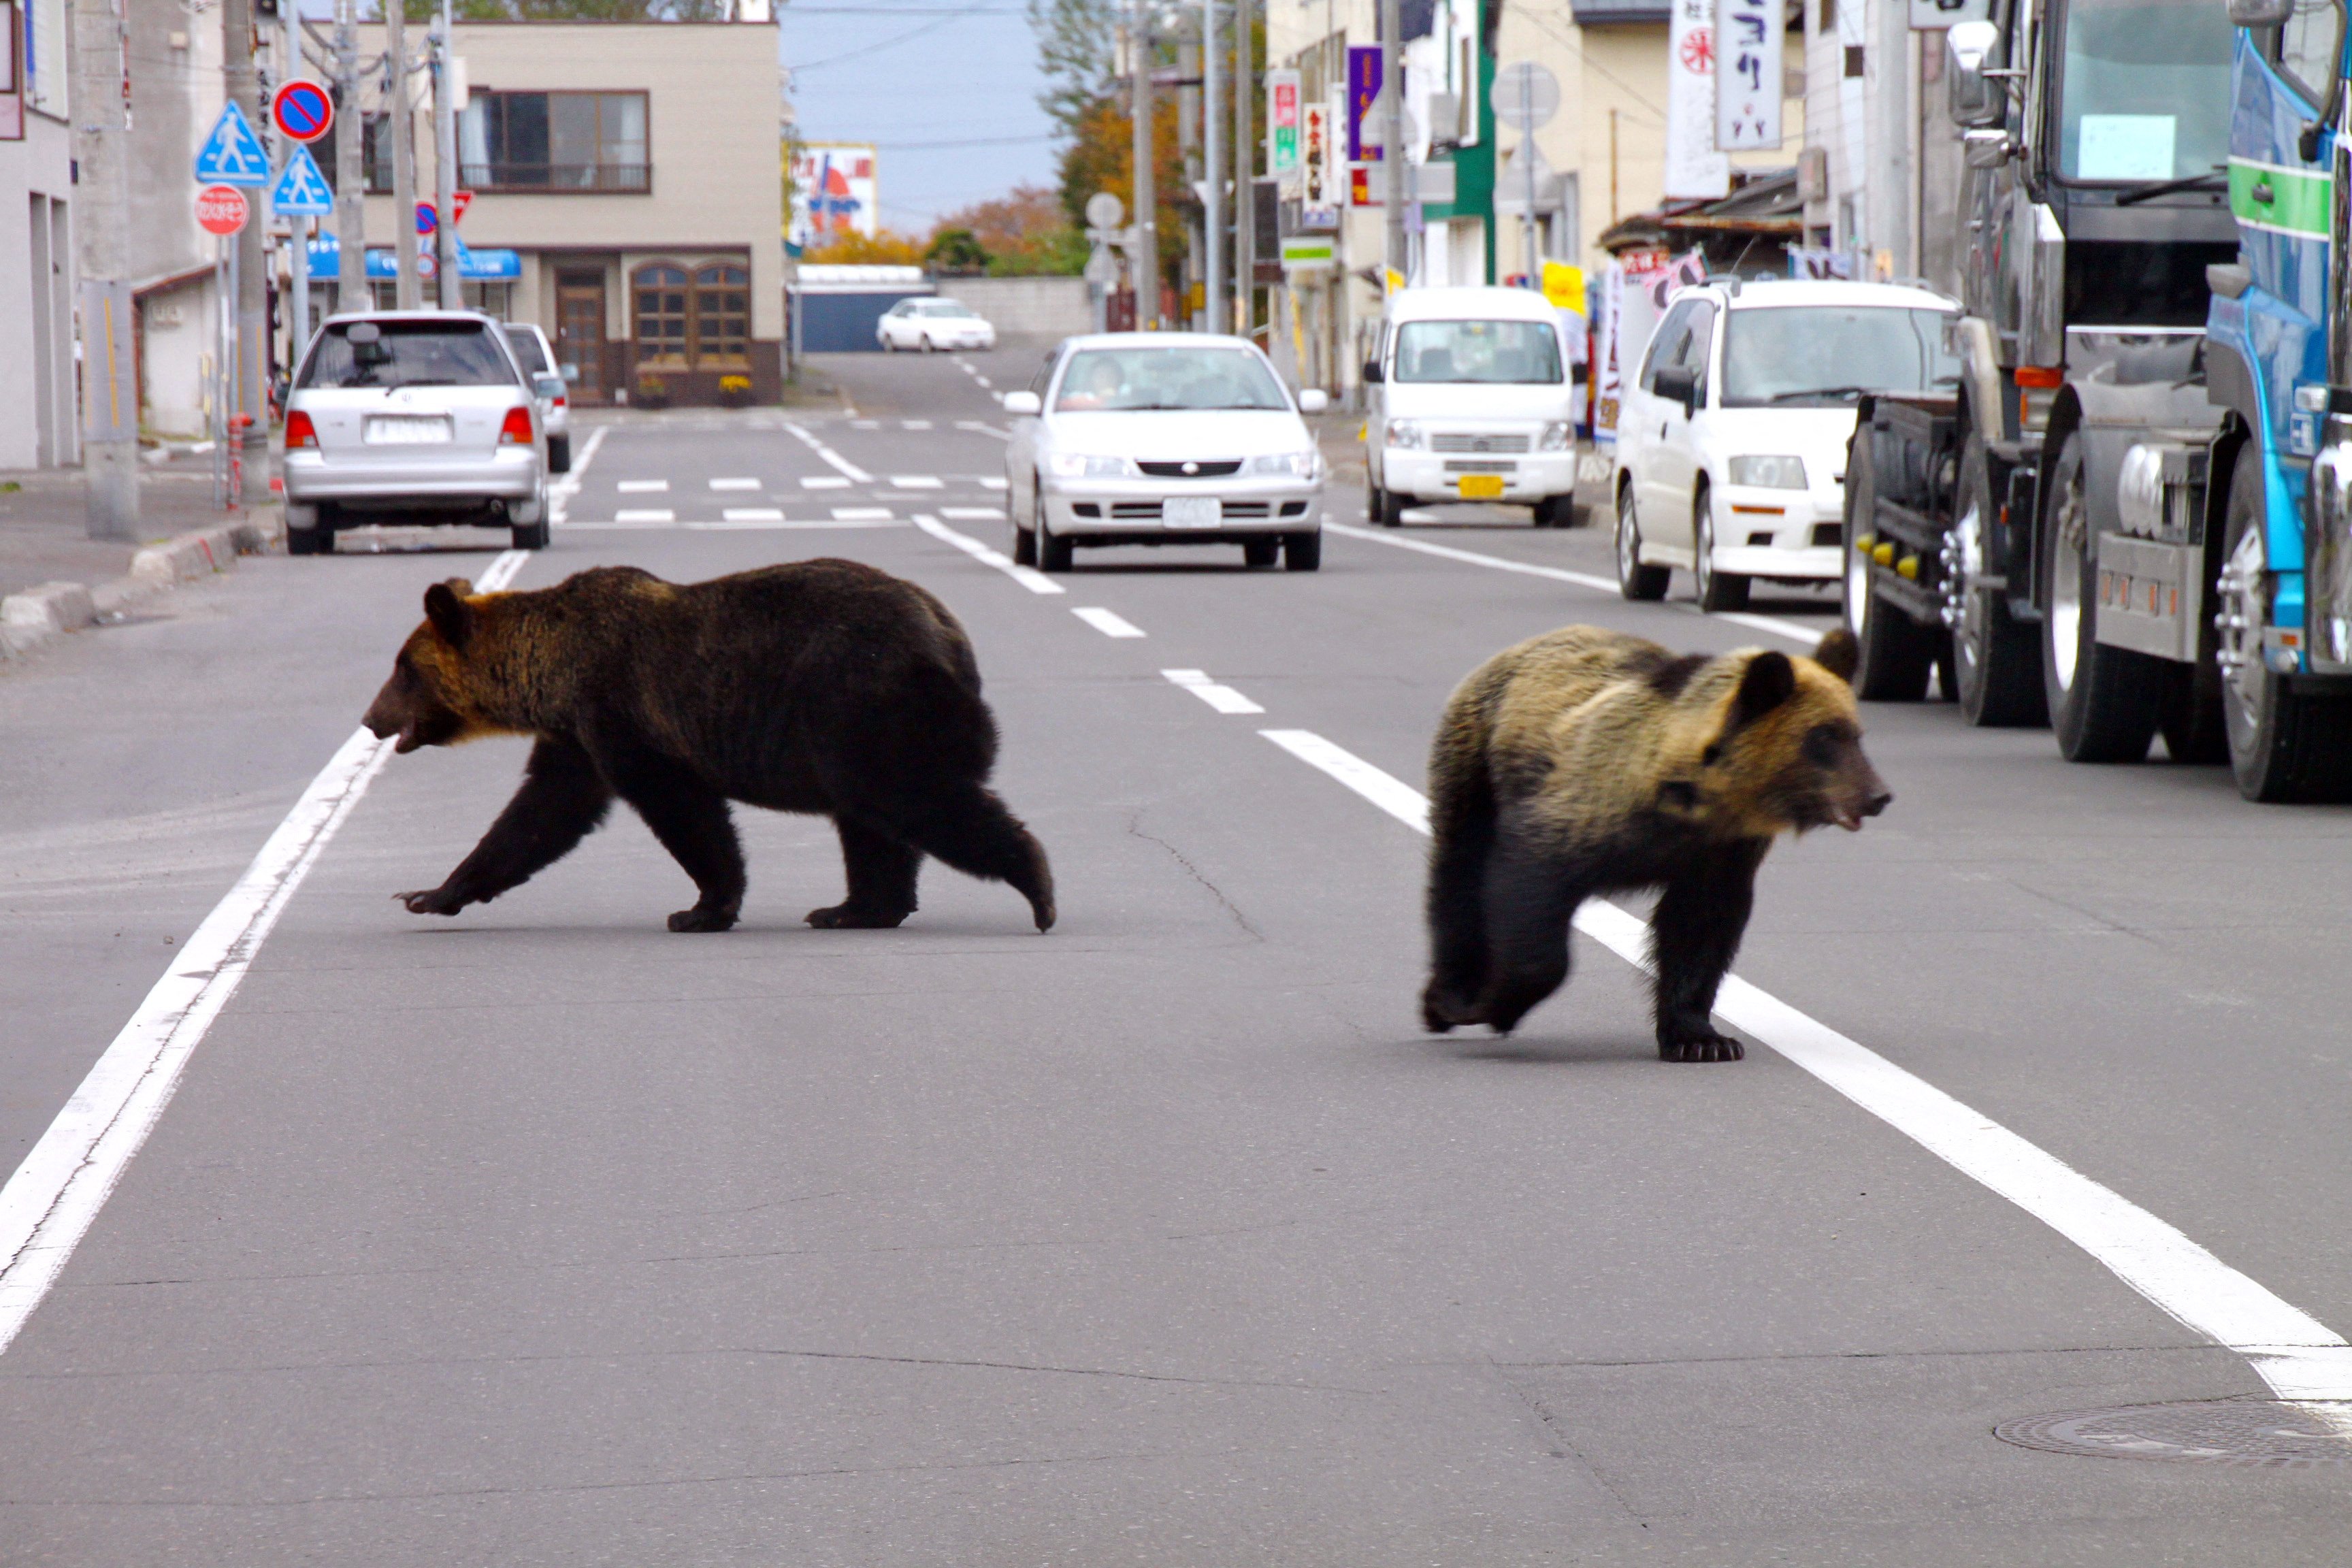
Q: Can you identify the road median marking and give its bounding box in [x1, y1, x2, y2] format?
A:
[1256, 725, 2352, 1415]
[913, 514, 1064, 595]
[0, 545, 532, 1356]
[1163, 668, 1264, 714]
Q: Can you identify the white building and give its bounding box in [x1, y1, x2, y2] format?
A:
[1, 0, 78, 470]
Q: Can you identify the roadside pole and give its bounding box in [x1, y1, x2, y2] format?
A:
[1203, 0, 1221, 339]
[334, 0, 366, 310]
[387, 0, 422, 310]
[1232, 0, 1252, 340]
[431, 0, 460, 309]
[68, 0, 140, 538]
[1130, 0, 1156, 327]
[1379, 0, 1403, 289]
[225, 0, 270, 501]
[282, 6, 310, 363]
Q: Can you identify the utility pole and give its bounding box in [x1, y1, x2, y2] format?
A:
[1130, 0, 1155, 327]
[69, 0, 138, 538]
[387, 0, 421, 310]
[1203, 0, 1221, 338]
[335, 0, 366, 310]
[225, 0, 269, 500]
[431, 0, 460, 308]
[282, 0, 311, 364]
[1379, 0, 1403, 289]
[1232, 0, 1252, 339]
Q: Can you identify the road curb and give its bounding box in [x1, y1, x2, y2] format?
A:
[1, 509, 278, 664]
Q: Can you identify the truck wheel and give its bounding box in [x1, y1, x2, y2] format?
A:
[1950, 436, 2048, 725]
[2041, 432, 2161, 762]
[2217, 455, 2352, 800]
[1616, 487, 1669, 601]
[1694, 487, 1750, 612]
[1840, 438, 1933, 699]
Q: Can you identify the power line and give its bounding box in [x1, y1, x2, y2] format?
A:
[786, 0, 1002, 69]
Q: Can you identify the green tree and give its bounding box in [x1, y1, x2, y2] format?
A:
[925, 228, 991, 274]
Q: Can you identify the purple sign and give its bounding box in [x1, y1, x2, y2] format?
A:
[1347, 45, 1384, 163]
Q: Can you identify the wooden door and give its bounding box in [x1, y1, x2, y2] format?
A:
[555, 269, 608, 403]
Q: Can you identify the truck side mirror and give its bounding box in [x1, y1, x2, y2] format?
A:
[1362, 359, 1384, 383]
[1947, 21, 2007, 129]
[1963, 128, 2015, 169]
[2227, 0, 2293, 22]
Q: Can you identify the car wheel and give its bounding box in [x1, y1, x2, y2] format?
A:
[1014, 476, 1041, 565]
[1039, 523, 1075, 573]
[1694, 487, 1750, 612]
[2041, 431, 2161, 761]
[1533, 495, 1579, 529]
[1616, 487, 1669, 601]
[548, 434, 571, 475]
[511, 515, 551, 550]
[1244, 539, 1280, 568]
[1377, 486, 1407, 527]
[1284, 531, 1322, 571]
[287, 509, 330, 556]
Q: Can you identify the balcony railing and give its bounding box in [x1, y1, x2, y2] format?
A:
[457, 163, 651, 193]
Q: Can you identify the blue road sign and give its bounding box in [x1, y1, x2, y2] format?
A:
[271, 146, 334, 216]
[272, 80, 334, 144]
[193, 101, 272, 186]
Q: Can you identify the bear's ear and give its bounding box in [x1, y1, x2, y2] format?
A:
[1728, 649, 1797, 732]
[1812, 625, 1860, 684]
[423, 582, 474, 651]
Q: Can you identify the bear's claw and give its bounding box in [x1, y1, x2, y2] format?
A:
[1659, 1031, 1745, 1064]
[668, 906, 740, 933]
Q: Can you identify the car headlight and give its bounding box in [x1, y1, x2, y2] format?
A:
[1538, 421, 1572, 453]
[1045, 453, 1130, 478]
[1728, 454, 1808, 489]
[1384, 419, 1424, 450]
[1247, 451, 1322, 479]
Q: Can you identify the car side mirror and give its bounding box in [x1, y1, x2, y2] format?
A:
[1298, 389, 1329, 414]
[534, 374, 565, 400]
[1362, 359, 1384, 383]
[1652, 364, 1698, 414]
[1946, 20, 2008, 129]
[561, 363, 581, 384]
[1002, 390, 1042, 416]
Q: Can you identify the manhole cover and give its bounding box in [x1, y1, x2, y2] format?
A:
[1996, 1401, 2352, 1469]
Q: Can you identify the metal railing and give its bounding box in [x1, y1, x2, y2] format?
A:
[457, 163, 651, 193]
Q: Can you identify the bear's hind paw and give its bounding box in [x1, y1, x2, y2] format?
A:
[1659, 1030, 1745, 1064]
[397, 888, 464, 917]
[804, 902, 911, 930]
[668, 906, 740, 933]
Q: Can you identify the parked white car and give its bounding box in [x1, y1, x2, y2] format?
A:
[502, 322, 572, 474]
[878, 297, 998, 353]
[1002, 333, 1328, 572]
[1612, 278, 1959, 610]
[1364, 285, 1581, 527]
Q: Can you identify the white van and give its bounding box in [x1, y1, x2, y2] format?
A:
[1364, 286, 1580, 528]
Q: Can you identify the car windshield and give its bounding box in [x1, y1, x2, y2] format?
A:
[1054, 347, 1288, 411]
[1718, 306, 1960, 408]
[2056, 0, 2232, 183]
[302, 321, 516, 390]
[924, 303, 976, 317]
[1392, 319, 1562, 384]
[502, 327, 550, 374]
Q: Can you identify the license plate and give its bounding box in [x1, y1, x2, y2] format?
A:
[1456, 474, 1507, 500]
[365, 416, 453, 445]
[1163, 496, 1222, 528]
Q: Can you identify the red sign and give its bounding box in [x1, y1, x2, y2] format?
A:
[194, 184, 249, 235]
[451, 189, 474, 225]
[271, 80, 333, 143]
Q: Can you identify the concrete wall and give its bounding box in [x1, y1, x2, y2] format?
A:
[933, 276, 1090, 340]
[0, 110, 78, 470]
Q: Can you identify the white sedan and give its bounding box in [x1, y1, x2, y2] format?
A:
[1002, 333, 1328, 572]
[877, 298, 998, 353]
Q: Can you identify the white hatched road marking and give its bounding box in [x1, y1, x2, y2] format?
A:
[800, 476, 851, 490]
[722, 508, 785, 522]
[615, 508, 674, 523]
[1162, 668, 1264, 715]
[980, 476, 1008, 491]
[784, 423, 875, 484]
[0, 549, 534, 1355]
[913, 514, 1063, 596]
[709, 478, 760, 491]
[941, 507, 1005, 521]
[832, 506, 893, 521]
[1255, 726, 2352, 1418]
[892, 476, 945, 489]
[1073, 607, 1146, 638]
[617, 479, 667, 493]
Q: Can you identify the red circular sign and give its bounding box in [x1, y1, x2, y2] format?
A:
[194, 184, 250, 235]
[1678, 27, 1714, 74]
[272, 80, 335, 143]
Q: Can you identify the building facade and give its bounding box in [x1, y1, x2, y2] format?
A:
[1, 0, 77, 470]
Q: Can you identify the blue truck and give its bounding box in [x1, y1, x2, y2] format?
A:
[1845, 0, 2352, 800]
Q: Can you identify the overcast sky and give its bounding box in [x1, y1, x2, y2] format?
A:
[779, 3, 1059, 232]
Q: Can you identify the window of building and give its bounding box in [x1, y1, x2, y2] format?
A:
[632, 260, 751, 370]
[461, 91, 649, 191]
[693, 263, 749, 366]
[633, 263, 691, 366]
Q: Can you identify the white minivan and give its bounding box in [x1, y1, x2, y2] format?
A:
[1611, 277, 1959, 610]
[1364, 286, 1580, 528]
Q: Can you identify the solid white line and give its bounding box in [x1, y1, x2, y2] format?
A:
[615, 508, 674, 523]
[912, 514, 1064, 596]
[1715, 610, 1835, 648]
[1073, 606, 1147, 638]
[1162, 668, 1264, 714]
[546, 425, 608, 524]
[721, 508, 785, 522]
[709, 478, 760, 491]
[800, 476, 851, 490]
[476, 550, 531, 593]
[1253, 726, 2352, 1410]
[783, 422, 875, 484]
[616, 479, 668, 493]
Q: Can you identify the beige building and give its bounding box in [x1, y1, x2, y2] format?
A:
[342, 14, 785, 406]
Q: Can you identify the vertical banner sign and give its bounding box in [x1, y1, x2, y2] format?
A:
[1665, 0, 1731, 198]
[1267, 68, 1301, 176]
[1714, 0, 1782, 150]
[1301, 99, 1338, 227]
[1346, 45, 1384, 161]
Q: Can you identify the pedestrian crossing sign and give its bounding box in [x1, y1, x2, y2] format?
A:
[271, 146, 334, 216]
[194, 101, 272, 186]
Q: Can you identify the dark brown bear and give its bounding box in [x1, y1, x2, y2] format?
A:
[362, 561, 1055, 934]
[1420, 624, 1887, 1062]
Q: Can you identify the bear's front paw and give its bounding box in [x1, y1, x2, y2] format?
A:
[1420, 983, 1483, 1034]
[804, 902, 911, 930]
[668, 906, 740, 933]
[1659, 1030, 1745, 1064]
[397, 888, 464, 917]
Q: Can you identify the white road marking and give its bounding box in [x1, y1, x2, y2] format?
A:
[722, 508, 785, 521]
[0, 546, 533, 1356]
[851, 419, 881, 430]
[617, 479, 668, 493]
[891, 475, 945, 489]
[615, 508, 675, 523]
[1162, 668, 1264, 714]
[912, 514, 1064, 595]
[1073, 606, 1147, 638]
[980, 476, 1009, 491]
[560, 519, 903, 532]
[800, 476, 851, 490]
[1256, 726, 2352, 1413]
[942, 507, 1006, 521]
[975, 376, 994, 389]
[1324, 521, 1830, 649]
[709, 478, 761, 491]
[832, 506, 894, 521]
[783, 422, 875, 483]
[902, 420, 934, 430]
[956, 421, 1011, 440]
[545, 425, 608, 524]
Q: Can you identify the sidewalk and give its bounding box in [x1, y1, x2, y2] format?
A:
[0, 461, 250, 600]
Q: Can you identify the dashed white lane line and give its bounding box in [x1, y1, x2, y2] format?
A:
[546, 426, 608, 524]
[722, 507, 785, 522]
[709, 477, 760, 491]
[800, 476, 851, 490]
[980, 476, 1008, 491]
[1162, 668, 1264, 714]
[0, 545, 534, 1356]
[1256, 725, 2352, 1412]
[784, 422, 875, 484]
[616, 478, 667, 493]
[615, 508, 675, 523]
[892, 475, 945, 489]
[1324, 521, 1829, 649]
[942, 507, 1006, 521]
[902, 420, 934, 431]
[1073, 606, 1146, 638]
[832, 506, 893, 521]
[912, 514, 1064, 595]
[851, 419, 881, 430]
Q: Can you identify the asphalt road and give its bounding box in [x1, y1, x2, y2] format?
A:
[4, 345, 2351, 1565]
